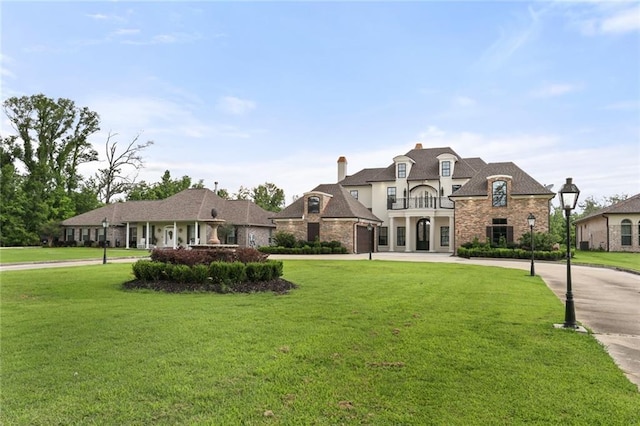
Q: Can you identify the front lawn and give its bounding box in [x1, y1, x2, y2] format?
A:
[572, 250, 640, 273]
[0, 247, 149, 264]
[1, 261, 638, 424]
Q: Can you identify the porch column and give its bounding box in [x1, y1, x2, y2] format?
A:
[173, 222, 177, 249]
[405, 216, 412, 252]
[146, 222, 150, 249]
[194, 221, 199, 244]
[388, 217, 395, 252]
[429, 218, 436, 253]
[126, 223, 130, 249]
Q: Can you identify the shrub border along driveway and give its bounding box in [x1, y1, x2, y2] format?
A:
[2, 251, 638, 391]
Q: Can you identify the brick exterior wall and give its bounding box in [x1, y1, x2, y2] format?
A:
[454, 177, 550, 252]
[319, 220, 356, 253]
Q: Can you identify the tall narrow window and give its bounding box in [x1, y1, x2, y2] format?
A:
[492, 180, 507, 207]
[308, 196, 320, 214]
[440, 226, 450, 246]
[66, 228, 75, 242]
[387, 187, 396, 209]
[378, 227, 388, 246]
[397, 226, 406, 246]
[441, 161, 451, 177]
[621, 219, 632, 246]
[397, 163, 406, 178]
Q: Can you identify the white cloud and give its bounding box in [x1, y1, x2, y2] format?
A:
[603, 100, 640, 110]
[567, 3, 640, 36]
[453, 96, 477, 107]
[112, 29, 140, 36]
[216, 96, 256, 115]
[600, 5, 640, 34]
[530, 82, 579, 98]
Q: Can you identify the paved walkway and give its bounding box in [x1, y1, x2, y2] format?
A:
[2, 252, 639, 390]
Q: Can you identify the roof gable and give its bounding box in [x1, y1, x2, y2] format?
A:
[272, 183, 381, 222]
[577, 193, 640, 222]
[449, 162, 555, 198]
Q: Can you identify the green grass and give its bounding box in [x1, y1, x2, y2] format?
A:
[573, 250, 640, 273]
[0, 247, 149, 264]
[1, 260, 638, 425]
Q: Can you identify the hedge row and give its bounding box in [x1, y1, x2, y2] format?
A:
[131, 259, 284, 293]
[457, 247, 571, 260]
[150, 247, 268, 266]
[259, 246, 348, 255]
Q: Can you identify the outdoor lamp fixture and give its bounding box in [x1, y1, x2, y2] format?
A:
[367, 223, 373, 260]
[102, 217, 109, 265]
[527, 213, 536, 276]
[558, 177, 580, 329]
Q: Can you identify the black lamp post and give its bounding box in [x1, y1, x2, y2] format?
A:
[527, 213, 536, 276]
[558, 177, 580, 328]
[102, 217, 109, 264]
[367, 223, 373, 260]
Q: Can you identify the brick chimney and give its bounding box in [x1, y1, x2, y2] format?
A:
[415, 143, 423, 149]
[337, 156, 347, 182]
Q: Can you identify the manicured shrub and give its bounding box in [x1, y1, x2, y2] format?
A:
[272, 231, 296, 248]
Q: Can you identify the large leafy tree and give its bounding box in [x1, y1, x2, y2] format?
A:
[2, 94, 100, 242]
[251, 182, 285, 212]
[0, 137, 33, 245]
[126, 170, 204, 201]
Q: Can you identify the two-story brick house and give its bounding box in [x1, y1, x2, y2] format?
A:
[275, 144, 555, 254]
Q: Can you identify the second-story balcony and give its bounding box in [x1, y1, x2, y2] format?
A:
[388, 196, 454, 210]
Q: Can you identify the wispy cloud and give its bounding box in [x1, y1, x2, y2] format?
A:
[530, 82, 580, 98]
[0, 54, 15, 79]
[112, 29, 140, 37]
[603, 100, 640, 110]
[566, 3, 640, 36]
[477, 4, 550, 70]
[452, 96, 477, 107]
[216, 96, 257, 115]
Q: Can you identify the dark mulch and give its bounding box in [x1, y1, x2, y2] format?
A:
[122, 278, 298, 294]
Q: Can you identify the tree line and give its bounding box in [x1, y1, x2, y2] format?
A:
[0, 94, 285, 246]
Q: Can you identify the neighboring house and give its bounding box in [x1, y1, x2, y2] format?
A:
[60, 188, 276, 249]
[575, 193, 640, 252]
[277, 144, 555, 254]
[271, 183, 382, 254]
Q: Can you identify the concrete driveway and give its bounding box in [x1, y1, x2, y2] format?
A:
[2, 252, 639, 390]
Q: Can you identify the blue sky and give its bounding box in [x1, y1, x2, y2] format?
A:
[2, 1, 639, 207]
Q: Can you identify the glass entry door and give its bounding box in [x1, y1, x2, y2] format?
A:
[416, 218, 430, 251]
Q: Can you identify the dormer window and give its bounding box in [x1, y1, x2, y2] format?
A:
[441, 161, 451, 177]
[492, 180, 507, 207]
[397, 163, 406, 178]
[308, 196, 320, 214]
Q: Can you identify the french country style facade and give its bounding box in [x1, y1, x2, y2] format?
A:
[61, 188, 275, 249]
[275, 144, 555, 254]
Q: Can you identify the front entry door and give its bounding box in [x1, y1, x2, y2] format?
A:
[164, 226, 175, 247]
[416, 218, 430, 251]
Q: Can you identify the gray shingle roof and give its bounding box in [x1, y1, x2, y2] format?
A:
[449, 162, 555, 197]
[61, 188, 275, 228]
[272, 183, 382, 222]
[576, 193, 640, 223]
[339, 147, 487, 184]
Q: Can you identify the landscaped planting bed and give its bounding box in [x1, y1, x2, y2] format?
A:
[125, 247, 297, 293]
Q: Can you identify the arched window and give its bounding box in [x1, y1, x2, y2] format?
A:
[621, 219, 632, 246]
[492, 180, 507, 207]
[308, 196, 320, 214]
